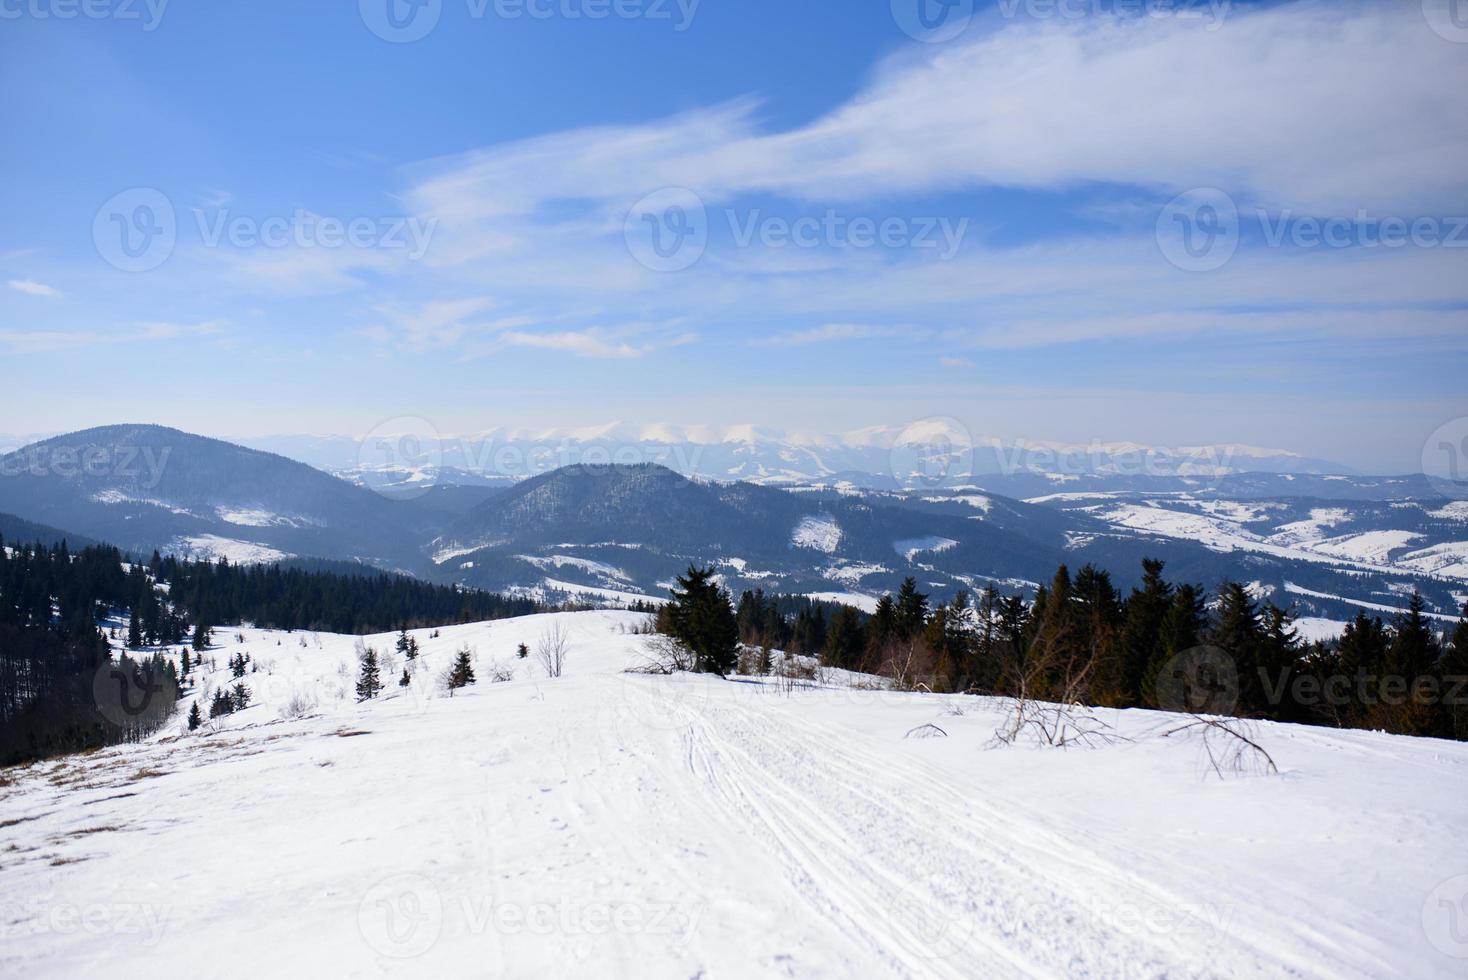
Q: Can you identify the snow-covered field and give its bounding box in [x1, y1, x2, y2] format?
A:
[3, 611, 1466, 978]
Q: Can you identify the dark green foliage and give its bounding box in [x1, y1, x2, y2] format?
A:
[187, 701, 202, 731]
[448, 647, 476, 691]
[662, 566, 739, 675]
[355, 645, 382, 702]
[516, 642, 529, 660]
[823, 606, 868, 671]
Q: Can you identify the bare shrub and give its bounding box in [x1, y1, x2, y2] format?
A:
[484, 661, 516, 684]
[279, 691, 318, 721]
[628, 634, 695, 675]
[1160, 715, 1279, 778]
[536, 622, 571, 679]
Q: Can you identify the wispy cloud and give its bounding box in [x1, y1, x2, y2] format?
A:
[498, 327, 695, 360]
[7, 278, 60, 298]
[752, 324, 914, 347]
[0, 320, 221, 354]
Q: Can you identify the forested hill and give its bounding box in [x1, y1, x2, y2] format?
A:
[0, 535, 542, 766]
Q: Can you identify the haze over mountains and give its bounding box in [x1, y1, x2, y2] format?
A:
[2, 425, 1465, 631]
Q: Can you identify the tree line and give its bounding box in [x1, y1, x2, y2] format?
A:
[0, 535, 543, 766]
[719, 559, 1468, 741]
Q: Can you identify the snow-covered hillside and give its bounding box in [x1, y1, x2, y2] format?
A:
[2, 611, 1465, 978]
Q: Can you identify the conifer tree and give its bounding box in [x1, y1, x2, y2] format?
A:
[127, 609, 143, 650]
[356, 645, 382, 702]
[665, 565, 739, 675]
[187, 701, 202, 731]
[399, 667, 412, 688]
[448, 647, 476, 691]
[516, 642, 529, 660]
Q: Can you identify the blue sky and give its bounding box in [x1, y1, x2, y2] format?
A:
[1, 0, 1465, 472]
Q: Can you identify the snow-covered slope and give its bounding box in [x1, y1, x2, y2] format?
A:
[2, 611, 1464, 978]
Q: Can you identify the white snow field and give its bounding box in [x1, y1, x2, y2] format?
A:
[3, 610, 1467, 978]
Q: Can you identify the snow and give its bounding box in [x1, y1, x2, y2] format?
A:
[893, 537, 959, 561]
[540, 579, 662, 607]
[1312, 530, 1422, 564]
[518, 555, 630, 583]
[1429, 501, 1468, 522]
[2, 610, 1466, 977]
[791, 515, 842, 554]
[214, 507, 317, 529]
[165, 535, 291, 565]
[824, 562, 888, 587]
[1292, 616, 1350, 642]
[800, 591, 881, 613]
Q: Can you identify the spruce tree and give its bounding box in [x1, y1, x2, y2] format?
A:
[448, 647, 476, 691]
[516, 642, 529, 660]
[127, 609, 143, 650]
[665, 566, 739, 675]
[187, 701, 202, 731]
[356, 646, 382, 702]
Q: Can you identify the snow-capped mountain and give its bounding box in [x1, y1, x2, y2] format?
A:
[240, 423, 1356, 491]
[3, 427, 1463, 623]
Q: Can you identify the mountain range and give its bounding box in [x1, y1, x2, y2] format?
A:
[1, 425, 1464, 628]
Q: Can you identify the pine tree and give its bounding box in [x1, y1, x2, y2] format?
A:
[399, 667, 412, 688]
[824, 606, 868, 671]
[448, 647, 476, 691]
[516, 642, 529, 660]
[356, 645, 382, 702]
[187, 701, 202, 731]
[894, 578, 929, 639]
[231, 682, 251, 711]
[192, 621, 211, 651]
[665, 566, 739, 675]
[1120, 559, 1172, 706]
[127, 609, 143, 650]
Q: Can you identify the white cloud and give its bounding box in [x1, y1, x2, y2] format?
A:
[0, 320, 221, 354]
[752, 323, 913, 347]
[498, 327, 695, 360]
[7, 278, 59, 297]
